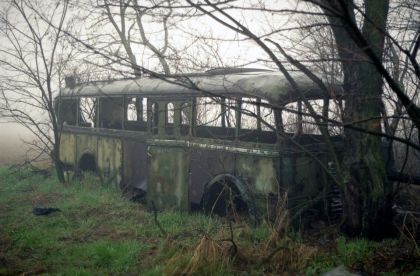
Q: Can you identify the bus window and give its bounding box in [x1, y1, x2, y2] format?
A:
[181, 102, 190, 125]
[149, 102, 159, 134]
[239, 98, 276, 143]
[166, 102, 175, 135]
[241, 97, 258, 130]
[327, 99, 343, 136]
[99, 97, 124, 129]
[302, 100, 322, 135]
[167, 102, 174, 124]
[196, 97, 237, 140]
[125, 97, 148, 131]
[196, 97, 222, 127]
[283, 102, 300, 133]
[127, 98, 138, 121]
[180, 102, 190, 136]
[221, 98, 236, 128]
[282, 99, 344, 135]
[56, 99, 77, 126]
[142, 98, 148, 122]
[260, 99, 275, 131]
[79, 97, 97, 128]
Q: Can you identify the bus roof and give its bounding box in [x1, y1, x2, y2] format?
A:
[59, 70, 342, 103]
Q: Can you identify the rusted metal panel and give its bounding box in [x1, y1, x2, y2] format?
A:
[122, 139, 148, 190]
[97, 137, 122, 186]
[76, 134, 98, 166]
[59, 133, 76, 166]
[235, 154, 280, 194]
[294, 155, 323, 196]
[279, 148, 328, 218]
[147, 146, 189, 211]
[189, 148, 235, 205]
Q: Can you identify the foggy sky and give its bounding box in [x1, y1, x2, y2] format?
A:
[0, 122, 33, 164]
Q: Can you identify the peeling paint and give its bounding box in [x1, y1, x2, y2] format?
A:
[97, 137, 122, 185]
[59, 133, 76, 165]
[147, 146, 189, 210]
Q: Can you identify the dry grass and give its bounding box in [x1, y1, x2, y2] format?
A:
[164, 235, 231, 275]
[163, 193, 318, 275]
[266, 193, 289, 247]
[257, 237, 318, 274]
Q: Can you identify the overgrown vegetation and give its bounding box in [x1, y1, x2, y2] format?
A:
[0, 167, 418, 275]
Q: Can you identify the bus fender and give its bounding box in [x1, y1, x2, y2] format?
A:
[201, 173, 260, 223]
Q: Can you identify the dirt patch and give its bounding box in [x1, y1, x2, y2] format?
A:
[93, 226, 137, 241]
[138, 244, 160, 269]
[29, 194, 52, 207]
[0, 233, 23, 275]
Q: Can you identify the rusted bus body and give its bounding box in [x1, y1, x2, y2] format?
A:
[56, 69, 343, 218]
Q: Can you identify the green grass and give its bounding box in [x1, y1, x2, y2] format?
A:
[0, 167, 219, 275]
[0, 166, 418, 275]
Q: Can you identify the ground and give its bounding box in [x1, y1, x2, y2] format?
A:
[0, 166, 418, 275]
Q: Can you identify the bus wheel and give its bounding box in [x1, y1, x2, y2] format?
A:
[201, 174, 259, 223]
[74, 153, 98, 181]
[78, 153, 97, 173]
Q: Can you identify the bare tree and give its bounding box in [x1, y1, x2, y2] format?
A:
[184, 0, 419, 238]
[10, 0, 416, 238]
[0, 0, 71, 182]
[76, 0, 186, 76]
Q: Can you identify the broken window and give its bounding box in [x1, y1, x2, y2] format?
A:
[327, 100, 343, 136]
[241, 97, 258, 130]
[283, 102, 300, 133]
[126, 97, 148, 121]
[127, 98, 138, 121]
[196, 97, 222, 127]
[180, 102, 190, 136]
[125, 97, 148, 131]
[181, 102, 190, 125]
[56, 98, 77, 126]
[150, 102, 159, 134]
[79, 97, 97, 128]
[167, 102, 174, 124]
[282, 99, 343, 135]
[195, 97, 238, 140]
[221, 98, 237, 128]
[99, 97, 124, 129]
[238, 98, 276, 143]
[260, 99, 275, 131]
[166, 102, 175, 135]
[142, 98, 148, 122]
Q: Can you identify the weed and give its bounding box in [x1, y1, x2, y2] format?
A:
[164, 235, 232, 275]
[0, 167, 417, 275]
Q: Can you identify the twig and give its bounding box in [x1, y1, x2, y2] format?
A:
[227, 217, 238, 257]
[150, 201, 167, 236]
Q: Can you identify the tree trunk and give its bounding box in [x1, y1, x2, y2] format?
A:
[322, 0, 396, 239]
[52, 143, 65, 183]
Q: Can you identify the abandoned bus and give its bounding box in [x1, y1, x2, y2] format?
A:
[55, 68, 343, 221]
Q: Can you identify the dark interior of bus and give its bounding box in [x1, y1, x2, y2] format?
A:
[56, 95, 339, 144]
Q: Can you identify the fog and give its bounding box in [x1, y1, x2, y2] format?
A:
[0, 122, 33, 165]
